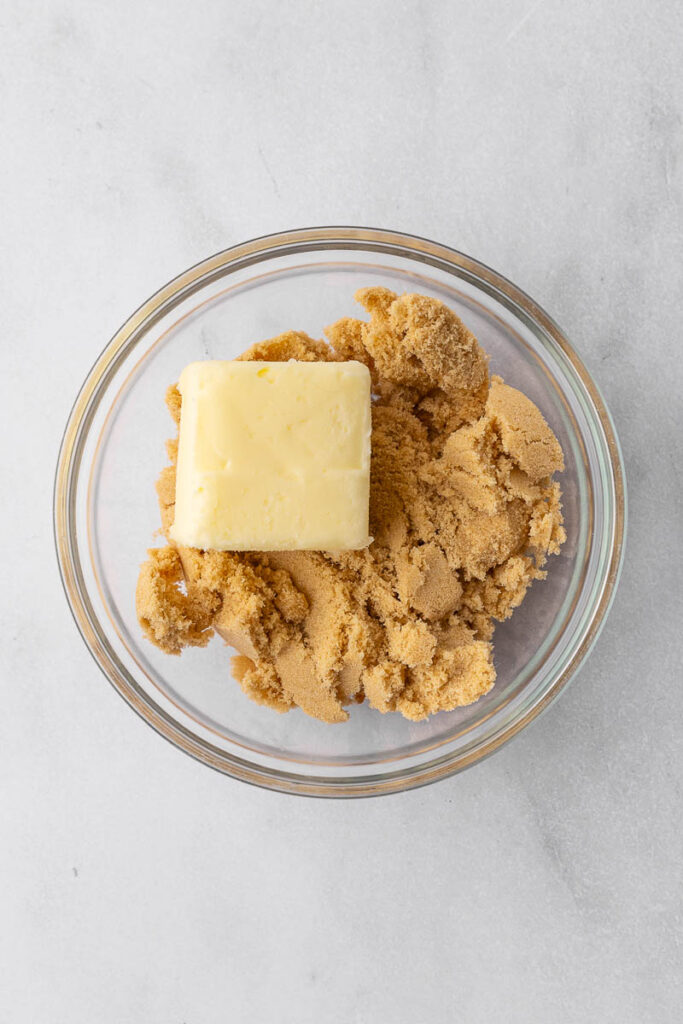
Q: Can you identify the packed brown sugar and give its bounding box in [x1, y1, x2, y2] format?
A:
[136, 288, 565, 723]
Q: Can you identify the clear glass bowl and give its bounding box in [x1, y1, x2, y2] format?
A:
[54, 227, 626, 797]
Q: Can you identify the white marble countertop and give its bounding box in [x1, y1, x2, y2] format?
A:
[2, 1, 681, 1020]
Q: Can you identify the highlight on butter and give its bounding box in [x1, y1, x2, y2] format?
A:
[169, 360, 372, 552]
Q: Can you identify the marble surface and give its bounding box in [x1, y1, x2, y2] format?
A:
[2, 0, 682, 1020]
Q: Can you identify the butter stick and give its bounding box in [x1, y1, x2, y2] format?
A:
[169, 360, 372, 551]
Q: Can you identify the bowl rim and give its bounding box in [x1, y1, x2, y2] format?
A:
[54, 225, 627, 798]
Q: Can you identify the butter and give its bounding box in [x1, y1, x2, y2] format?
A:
[169, 360, 372, 551]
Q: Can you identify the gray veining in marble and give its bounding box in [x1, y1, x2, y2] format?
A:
[1, 0, 682, 1021]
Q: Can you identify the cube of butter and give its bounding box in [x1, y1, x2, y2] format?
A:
[169, 360, 372, 551]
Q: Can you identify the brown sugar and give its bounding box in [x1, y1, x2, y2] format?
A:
[136, 288, 565, 723]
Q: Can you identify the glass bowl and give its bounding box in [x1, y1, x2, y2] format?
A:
[54, 227, 626, 797]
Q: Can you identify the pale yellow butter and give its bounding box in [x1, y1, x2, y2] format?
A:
[170, 360, 372, 551]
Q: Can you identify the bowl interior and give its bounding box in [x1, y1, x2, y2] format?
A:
[87, 255, 590, 768]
